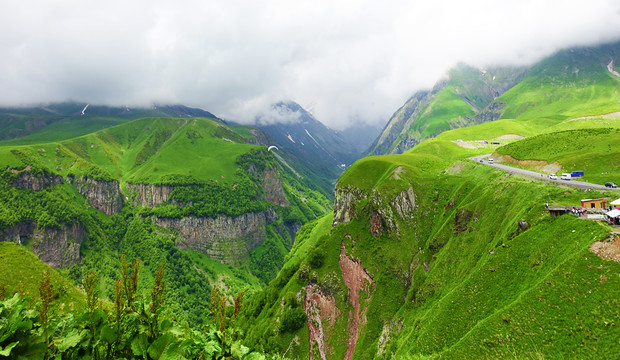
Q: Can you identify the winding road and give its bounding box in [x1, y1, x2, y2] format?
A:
[470, 154, 619, 192]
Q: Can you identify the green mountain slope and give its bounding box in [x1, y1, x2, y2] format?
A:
[370, 40, 620, 156]
[498, 42, 620, 120]
[0, 116, 332, 326]
[368, 64, 527, 155]
[238, 118, 620, 359]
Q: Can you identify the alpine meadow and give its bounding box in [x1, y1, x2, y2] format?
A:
[1, 21, 620, 360]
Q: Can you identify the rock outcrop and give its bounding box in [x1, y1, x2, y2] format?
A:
[13, 171, 63, 191]
[1, 221, 84, 268]
[125, 183, 175, 207]
[156, 208, 278, 265]
[333, 185, 416, 236]
[263, 168, 290, 206]
[332, 186, 367, 227]
[67, 175, 123, 215]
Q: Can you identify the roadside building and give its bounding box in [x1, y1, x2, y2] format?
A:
[581, 198, 611, 209]
[605, 209, 620, 225]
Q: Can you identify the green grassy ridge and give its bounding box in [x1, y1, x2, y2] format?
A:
[411, 85, 476, 138]
[495, 127, 620, 184]
[0, 242, 86, 312]
[496, 44, 620, 121]
[240, 134, 619, 359]
[443, 242, 620, 358]
[0, 117, 259, 185]
[0, 114, 335, 326]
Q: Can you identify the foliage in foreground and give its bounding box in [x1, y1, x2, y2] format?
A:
[0, 258, 281, 360]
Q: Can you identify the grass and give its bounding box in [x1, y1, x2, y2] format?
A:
[0, 242, 86, 312]
[186, 249, 262, 296]
[241, 133, 620, 359]
[0, 117, 261, 185]
[496, 128, 620, 185]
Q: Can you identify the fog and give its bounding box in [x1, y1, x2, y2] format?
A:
[1, 0, 619, 129]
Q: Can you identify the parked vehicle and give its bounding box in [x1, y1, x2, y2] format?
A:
[605, 182, 617, 188]
[549, 174, 557, 180]
[561, 173, 571, 180]
[571, 170, 584, 177]
[488, 159, 494, 164]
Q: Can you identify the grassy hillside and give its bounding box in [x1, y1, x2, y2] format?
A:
[0, 117, 257, 184]
[370, 41, 620, 157]
[0, 242, 85, 311]
[498, 44, 620, 121]
[496, 128, 620, 185]
[239, 125, 620, 358]
[0, 115, 333, 327]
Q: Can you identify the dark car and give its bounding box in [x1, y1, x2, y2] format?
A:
[605, 182, 617, 188]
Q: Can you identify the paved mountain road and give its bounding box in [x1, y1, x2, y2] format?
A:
[470, 154, 618, 192]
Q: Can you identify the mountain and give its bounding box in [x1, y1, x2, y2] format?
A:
[237, 110, 620, 360]
[0, 102, 219, 144]
[368, 64, 528, 155]
[252, 102, 362, 180]
[0, 115, 333, 325]
[369, 39, 620, 155]
[235, 40, 620, 359]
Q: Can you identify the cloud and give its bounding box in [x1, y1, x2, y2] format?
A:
[1, 0, 620, 130]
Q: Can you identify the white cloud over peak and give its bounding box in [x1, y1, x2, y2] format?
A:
[1, 0, 619, 129]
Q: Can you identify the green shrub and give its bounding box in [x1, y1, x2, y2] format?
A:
[280, 307, 306, 333]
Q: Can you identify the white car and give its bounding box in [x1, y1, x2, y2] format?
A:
[549, 174, 557, 180]
[560, 173, 571, 180]
[488, 159, 494, 164]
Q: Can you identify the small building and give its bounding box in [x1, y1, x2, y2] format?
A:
[606, 209, 620, 225]
[581, 198, 611, 209]
[548, 207, 568, 217]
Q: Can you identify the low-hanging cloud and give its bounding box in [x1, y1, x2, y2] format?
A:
[1, 0, 620, 130]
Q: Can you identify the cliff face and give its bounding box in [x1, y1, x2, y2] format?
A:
[332, 185, 367, 227]
[67, 175, 123, 215]
[12, 171, 63, 191]
[125, 183, 175, 207]
[156, 208, 278, 265]
[1, 221, 84, 268]
[263, 168, 290, 206]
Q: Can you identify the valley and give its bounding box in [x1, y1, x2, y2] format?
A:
[1, 40, 620, 359]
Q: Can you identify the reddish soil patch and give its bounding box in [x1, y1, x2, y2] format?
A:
[304, 285, 338, 360]
[590, 236, 620, 263]
[369, 211, 383, 238]
[339, 244, 374, 360]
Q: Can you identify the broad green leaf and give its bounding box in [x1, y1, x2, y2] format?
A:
[53, 328, 83, 352]
[100, 324, 119, 343]
[0, 340, 19, 356]
[147, 333, 185, 360]
[131, 333, 149, 358]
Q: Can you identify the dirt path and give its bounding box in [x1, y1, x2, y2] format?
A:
[568, 111, 620, 122]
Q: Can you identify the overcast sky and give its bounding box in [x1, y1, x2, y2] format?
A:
[1, 0, 620, 129]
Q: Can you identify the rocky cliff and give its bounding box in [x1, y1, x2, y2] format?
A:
[263, 168, 290, 206]
[1, 221, 84, 268]
[156, 208, 278, 265]
[332, 185, 367, 227]
[67, 175, 123, 215]
[125, 183, 175, 207]
[12, 170, 63, 191]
